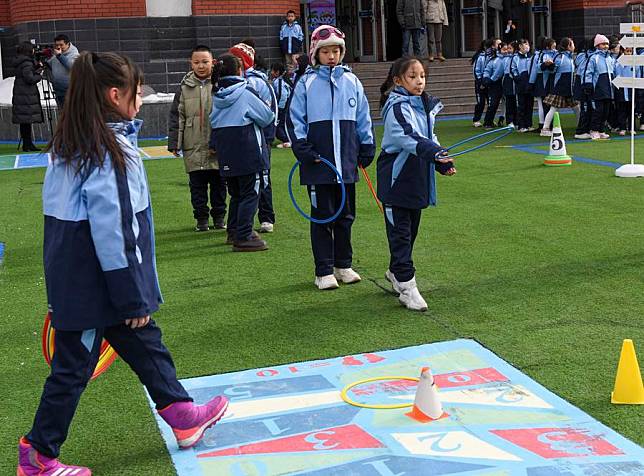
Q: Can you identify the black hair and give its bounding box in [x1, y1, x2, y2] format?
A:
[295, 53, 309, 79]
[50, 52, 142, 173]
[241, 38, 256, 49]
[254, 53, 268, 72]
[16, 41, 34, 57]
[212, 53, 242, 85]
[379, 56, 425, 108]
[471, 40, 487, 64]
[536, 36, 547, 50]
[54, 34, 70, 44]
[191, 44, 212, 56]
[558, 37, 574, 52]
[271, 61, 286, 75]
[286, 9, 296, 15]
[544, 37, 556, 50]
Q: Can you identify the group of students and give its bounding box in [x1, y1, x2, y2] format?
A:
[17, 22, 458, 476]
[472, 32, 640, 140]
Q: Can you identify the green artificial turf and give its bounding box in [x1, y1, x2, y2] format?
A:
[1, 117, 642, 474]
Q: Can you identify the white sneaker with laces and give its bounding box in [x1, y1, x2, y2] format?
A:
[540, 128, 552, 137]
[590, 131, 601, 140]
[385, 269, 402, 295]
[473, 121, 482, 128]
[397, 276, 428, 312]
[259, 222, 274, 233]
[574, 133, 591, 140]
[315, 274, 339, 290]
[333, 267, 361, 284]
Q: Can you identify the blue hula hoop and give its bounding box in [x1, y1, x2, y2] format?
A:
[443, 125, 515, 159]
[288, 157, 347, 224]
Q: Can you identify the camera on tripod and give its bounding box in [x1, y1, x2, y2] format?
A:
[31, 42, 54, 64]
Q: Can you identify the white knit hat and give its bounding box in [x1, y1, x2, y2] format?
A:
[309, 25, 346, 66]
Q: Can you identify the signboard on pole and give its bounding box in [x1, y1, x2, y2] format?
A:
[620, 23, 644, 34]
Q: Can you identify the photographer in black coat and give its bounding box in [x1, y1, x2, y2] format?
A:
[12, 42, 44, 152]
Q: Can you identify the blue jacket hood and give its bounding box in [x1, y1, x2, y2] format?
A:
[214, 77, 247, 109]
[308, 64, 351, 80]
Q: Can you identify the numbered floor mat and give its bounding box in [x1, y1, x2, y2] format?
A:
[147, 339, 644, 476]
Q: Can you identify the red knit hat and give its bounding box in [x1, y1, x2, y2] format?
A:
[229, 43, 255, 71]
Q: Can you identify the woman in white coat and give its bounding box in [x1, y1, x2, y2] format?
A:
[425, 0, 449, 62]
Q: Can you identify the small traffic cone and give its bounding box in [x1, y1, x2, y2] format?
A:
[611, 339, 644, 405]
[544, 112, 572, 166]
[405, 367, 448, 422]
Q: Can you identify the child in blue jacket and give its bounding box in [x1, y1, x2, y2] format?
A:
[18, 52, 228, 476]
[287, 25, 375, 290]
[541, 38, 579, 136]
[584, 34, 615, 140]
[502, 41, 518, 127]
[512, 38, 535, 131]
[270, 61, 292, 148]
[280, 9, 304, 66]
[230, 42, 278, 234]
[210, 53, 275, 251]
[472, 39, 492, 127]
[574, 38, 595, 139]
[377, 56, 455, 311]
[482, 44, 506, 128]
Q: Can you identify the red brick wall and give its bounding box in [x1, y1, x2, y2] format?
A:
[192, 0, 299, 16]
[0, 0, 10, 25]
[8, 0, 146, 24]
[553, 0, 626, 12]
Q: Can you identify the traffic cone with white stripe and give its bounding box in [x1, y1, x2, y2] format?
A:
[405, 367, 448, 422]
[544, 112, 572, 166]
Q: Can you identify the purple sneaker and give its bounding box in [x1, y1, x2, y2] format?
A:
[158, 396, 229, 449]
[17, 437, 91, 475]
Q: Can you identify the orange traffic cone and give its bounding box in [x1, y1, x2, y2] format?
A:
[611, 339, 644, 405]
[405, 367, 449, 422]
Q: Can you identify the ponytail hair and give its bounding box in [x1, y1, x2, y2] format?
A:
[559, 37, 573, 52]
[211, 53, 242, 87]
[49, 51, 142, 172]
[379, 56, 425, 108]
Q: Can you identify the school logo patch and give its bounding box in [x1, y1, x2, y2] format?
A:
[348, 98, 357, 107]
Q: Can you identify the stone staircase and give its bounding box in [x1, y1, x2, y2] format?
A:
[349, 58, 475, 120]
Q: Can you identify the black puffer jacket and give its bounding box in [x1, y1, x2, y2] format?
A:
[12, 55, 43, 124]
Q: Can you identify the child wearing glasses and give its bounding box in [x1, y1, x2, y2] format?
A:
[287, 25, 375, 290]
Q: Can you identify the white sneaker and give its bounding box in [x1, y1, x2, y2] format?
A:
[590, 131, 601, 140]
[282, 142, 291, 148]
[385, 269, 402, 295]
[518, 128, 529, 133]
[315, 274, 339, 290]
[259, 222, 274, 233]
[333, 267, 361, 284]
[473, 121, 482, 128]
[397, 276, 428, 312]
[540, 128, 552, 137]
[599, 132, 610, 139]
[276, 143, 285, 148]
[507, 123, 515, 129]
[619, 130, 626, 136]
[639, 124, 644, 131]
[574, 133, 591, 140]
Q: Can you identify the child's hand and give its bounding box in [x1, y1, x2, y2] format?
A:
[125, 316, 150, 328]
[435, 150, 456, 176]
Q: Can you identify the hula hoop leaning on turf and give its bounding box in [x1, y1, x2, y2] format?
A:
[288, 157, 347, 224]
[442, 125, 515, 159]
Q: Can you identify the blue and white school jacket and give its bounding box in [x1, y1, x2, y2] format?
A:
[377, 88, 446, 210]
[503, 54, 516, 96]
[272, 76, 291, 110]
[473, 52, 488, 82]
[511, 52, 532, 94]
[530, 50, 551, 96]
[209, 77, 275, 177]
[549, 50, 575, 97]
[280, 21, 304, 55]
[483, 54, 504, 88]
[246, 67, 278, 143]
[573, 51, 592, 100]
[287, 65, 375, 185]
[43, 121, 161, 331]
[584, 50, 615, 100]
[614, 58, 639, 102]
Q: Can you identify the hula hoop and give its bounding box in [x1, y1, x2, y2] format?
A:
[288, 157, 347, 224]
[340, 376, 419, 409]
[442, 125, 515, 159]
[42, 311, 118, 380]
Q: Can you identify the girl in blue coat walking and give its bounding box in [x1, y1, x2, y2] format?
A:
[377, 57, 455, 311]
[18, 52, 228, 476]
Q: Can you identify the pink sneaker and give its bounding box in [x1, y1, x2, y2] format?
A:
[158, 396, 228, 449]
[17, 437, 91, 475]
